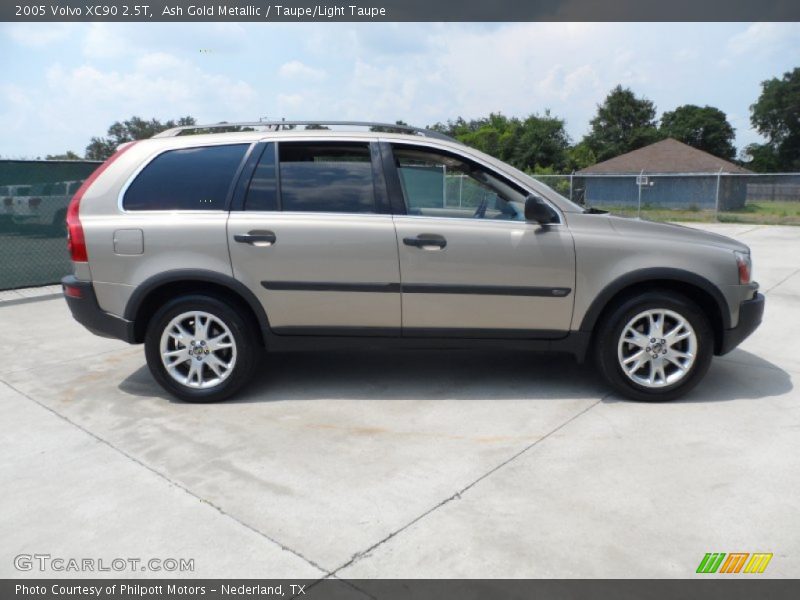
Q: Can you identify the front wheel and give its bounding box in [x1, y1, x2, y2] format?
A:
[595, 291, 713, 402]
[144, 295, 261, 402]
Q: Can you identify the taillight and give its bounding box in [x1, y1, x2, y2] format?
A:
[734, 251, 752, 285]
[66, 191, 88, 261]
[29, 197, 42, 208]
[67, 142, 138, 262]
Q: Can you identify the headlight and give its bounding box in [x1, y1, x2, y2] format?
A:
[734, 250, 752, 284]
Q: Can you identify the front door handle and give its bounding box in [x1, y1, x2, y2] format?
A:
[403, 234, 447, 250]
[234, 230, 276, 247]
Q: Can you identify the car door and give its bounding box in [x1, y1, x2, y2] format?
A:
[386, 142, 576, 336]
[228, 139, 401, 334]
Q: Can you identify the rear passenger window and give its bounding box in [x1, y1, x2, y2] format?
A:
[123, 144, 248, 211]
[278, 142, 375, 213]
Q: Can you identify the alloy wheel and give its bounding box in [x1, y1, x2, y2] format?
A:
[159, 311, 237, 389]
[617, 308, 698, 388]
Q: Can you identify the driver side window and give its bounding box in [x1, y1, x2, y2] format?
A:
[392, 146, 526, 220]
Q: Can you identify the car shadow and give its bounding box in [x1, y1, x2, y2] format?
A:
[118, 347, 792, 405]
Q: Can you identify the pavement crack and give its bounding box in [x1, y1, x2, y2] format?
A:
[736, 225, 763, 236]
[330, 396, 606, 575]
[303, 576, 378, 600]
[0, 378, 330, 577]
[765, 267, 800, 294]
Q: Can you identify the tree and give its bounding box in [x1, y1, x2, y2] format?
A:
[45, 150, 83, 160]
[741, 143, 781, 173]
[660, 105, 736, 160]
[85, 116, 196, 160]
[583, 85, 662, 161]
[747, 67, 800, 171]
[454, 113, 518, 163]
[430, 112, 571, 172]
[369, 120, 411, 133]
[511, 112, 571, 172]
[566, 142, 597, 171]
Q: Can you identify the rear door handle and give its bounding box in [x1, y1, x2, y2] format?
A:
[234, 230, 276, 247]
[403, 234, 447, 250]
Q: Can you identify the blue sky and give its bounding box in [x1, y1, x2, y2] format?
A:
[0, 22, 798, 159]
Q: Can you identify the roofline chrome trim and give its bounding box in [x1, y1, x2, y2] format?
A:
[154, 120, 459, 144]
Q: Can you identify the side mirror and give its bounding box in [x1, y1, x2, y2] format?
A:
[524, 195, 556, 224]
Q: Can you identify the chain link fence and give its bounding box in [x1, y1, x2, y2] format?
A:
[535, 172, 800, 225]
[0, 160, 101, 290]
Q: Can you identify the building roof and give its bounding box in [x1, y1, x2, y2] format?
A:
[577, 138, 751, 174]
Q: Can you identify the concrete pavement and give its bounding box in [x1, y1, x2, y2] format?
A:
[0, 223, 797, 579]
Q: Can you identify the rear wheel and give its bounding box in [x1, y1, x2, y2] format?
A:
[144, 295, 261, 402]
[595, 291, 713, 401]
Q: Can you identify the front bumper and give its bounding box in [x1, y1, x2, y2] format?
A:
[718, 292, 765, 355]
[62, 275, 136, 343]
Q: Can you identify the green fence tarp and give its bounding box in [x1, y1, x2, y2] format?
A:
[0, 160, 101, 290]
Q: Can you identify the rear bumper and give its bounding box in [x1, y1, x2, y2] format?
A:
[62, 275, 136, 343]
[718, 292, 765, 355]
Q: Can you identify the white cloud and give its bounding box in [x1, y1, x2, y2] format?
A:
[278, 60, 326, 81]
[538, 64, 602, 103]
[0, 84, 31, 148]
[5, 23, 73, 47]
[727, 22, 800, 58]
[0, 55, 256, 157]
[136, 52, 186, 73]
[44, 56, 257, 112]
[81, 23, 131, 59]
[80, 22, 253, 61]
[277, 93, 306, 110]
[3, 22, 797, 157]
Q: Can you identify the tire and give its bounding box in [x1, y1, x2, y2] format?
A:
[594, 290, 713, 402]
[144, 294, 261, 402]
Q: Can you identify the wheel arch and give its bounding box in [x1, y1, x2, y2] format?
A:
[579, 268, 731, 354]
[125, 270, 270, 346]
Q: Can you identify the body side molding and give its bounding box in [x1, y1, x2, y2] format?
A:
[261, 281, 571, 297]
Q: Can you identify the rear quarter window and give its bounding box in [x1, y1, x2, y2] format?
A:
[123, 144, 249, 211]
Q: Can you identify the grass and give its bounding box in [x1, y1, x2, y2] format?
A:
[598, 201, 800, 226]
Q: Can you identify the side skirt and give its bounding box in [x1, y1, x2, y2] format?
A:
[264, 328, 591, 363]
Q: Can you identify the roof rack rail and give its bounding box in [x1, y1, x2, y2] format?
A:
[152, 120, 459, 143]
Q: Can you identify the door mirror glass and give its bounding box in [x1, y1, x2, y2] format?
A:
[525, 195, 557, 224]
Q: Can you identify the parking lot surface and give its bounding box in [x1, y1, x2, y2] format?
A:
[1, 223, 798, 580]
